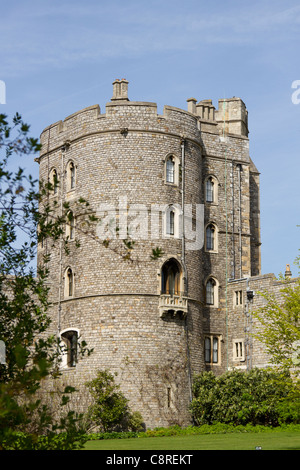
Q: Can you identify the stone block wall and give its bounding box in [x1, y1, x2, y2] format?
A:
[36, 80, 263, 427]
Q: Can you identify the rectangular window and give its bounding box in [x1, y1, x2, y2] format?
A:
[233, 339, 245, 361]
[235, 290, 243, 306]
[206, 179, 214, 202]
[205, 336, 220, 364]
[213, 337, 218, 363]
[167, 210, 175, 235]
[206, 280, 214, 305]
[205, 337, 211, 363]
[166, 159, 175, 183]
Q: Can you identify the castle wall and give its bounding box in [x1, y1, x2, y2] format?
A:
[227, 273, 298, 371]
[38, 93, 206, 428]
[36, 81, 262, 427]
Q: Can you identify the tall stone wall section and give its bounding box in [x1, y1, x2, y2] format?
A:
[37, 82, 262, 427]
[38, 96, 206, 428]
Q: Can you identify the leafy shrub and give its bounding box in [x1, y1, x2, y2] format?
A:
[127, 411, 145, 432]
[276, 399, 300, 424]
[190, 368, 296, 426]
[85, 369, 144, 433]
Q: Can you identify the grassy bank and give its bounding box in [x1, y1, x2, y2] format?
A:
[84, 424, 300, 450]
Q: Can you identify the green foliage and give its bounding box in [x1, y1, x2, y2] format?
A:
[190, 368, 298, 426]
[127, 410, 145, 432]
[252, 274, 300, 375]
[276, 399, 300, 424]
[151, 247, 165, 260]
[85, 423, 300, 443]
[0, 114, 92, 449]
[85, 369, 144, 433]
[86, 431, 139, 441]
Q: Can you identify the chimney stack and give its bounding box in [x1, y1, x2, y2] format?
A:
[112, 78, 129, 101]
[285, 264, 292, 278]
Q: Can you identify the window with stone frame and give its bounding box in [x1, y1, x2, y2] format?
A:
[164, 154, 180, 186]
[67, 161, 76, 191]
[206, 277, 217, 306]
[233, 339, 245, 361]
[205, 175, 218, 204]
[166, 156, 175, 183]
[205, 223, 218, 251]
[64, 267, 74, 298]
[167, 209, 175, 235]
[164, 205, 181, 238]
[235, 290, 243, 306]
[66, 211, 75, 240]
[61, 330, 78, 368]
[50, 168, 59, 195]
[161, 258, 182, 296]
[205, 335, 220, 364]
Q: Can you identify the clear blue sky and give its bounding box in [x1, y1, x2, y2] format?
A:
[1, 0, 299, 277]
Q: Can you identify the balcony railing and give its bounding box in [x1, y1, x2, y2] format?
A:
[159, 292, 188, 318]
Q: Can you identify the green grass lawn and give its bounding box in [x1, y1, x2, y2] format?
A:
[84, 430, 300, 451]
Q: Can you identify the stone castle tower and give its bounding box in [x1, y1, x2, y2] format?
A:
[37, 79, 261, 428]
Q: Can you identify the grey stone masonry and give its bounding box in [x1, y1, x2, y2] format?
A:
[227, 272, 299, 371]
[36, 80, 265, 428]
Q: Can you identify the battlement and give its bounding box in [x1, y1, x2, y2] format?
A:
[39, 80, 248, 158]
[187, 95, 248, 137]
[39, 80, 201, 157]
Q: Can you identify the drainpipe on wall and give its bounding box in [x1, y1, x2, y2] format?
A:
[57, 144, 67, 336]
[237, 164, 242, 279]
[181, 137, 193, 405]
[181, 138, 185, 269]
[231, 160, 235, 279]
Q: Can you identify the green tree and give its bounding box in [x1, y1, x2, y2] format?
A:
[0, 113, 91, 449]
[85, 369, 143, 432]
[252, 273, 300, 377]
[190, 368, 296, 426]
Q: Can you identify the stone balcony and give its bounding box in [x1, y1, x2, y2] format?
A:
[159, 293, 188, 318]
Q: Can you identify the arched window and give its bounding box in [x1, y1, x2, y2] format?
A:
[205, 277, 218, 306]
[66, 211, 75, 240]
[50, 168, 59, 195]
[166, 157, 175, 183]
[164, 154, 179, 186]
[167, 209, 175, 235]
[164, 204, 181, 238]
[67, 161, 76, 191]
[205, 176, 218, 204]
[205, 223, 218, 252]
[161, 259, 182, 296]
[64, 267, 74, 298]
[206, 177, 214, 202]
[61, 329, 78, 367]
[206, 224, 214, 250]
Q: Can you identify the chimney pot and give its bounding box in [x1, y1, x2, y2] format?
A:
[285, 264, 292, 278]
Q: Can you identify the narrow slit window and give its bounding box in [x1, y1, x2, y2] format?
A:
[206, 224, 215, 250]
[70, 162, 75, 189]
[206, 278, 215, 305]
[65, 268, 74, 297]
[166, 158, 175, 183]
[206, 177, 214, 202]
[167, 209, 175, 235]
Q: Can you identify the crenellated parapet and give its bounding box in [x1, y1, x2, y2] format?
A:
[39, 90, 202, 159]
[187, 95, 249, 137]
